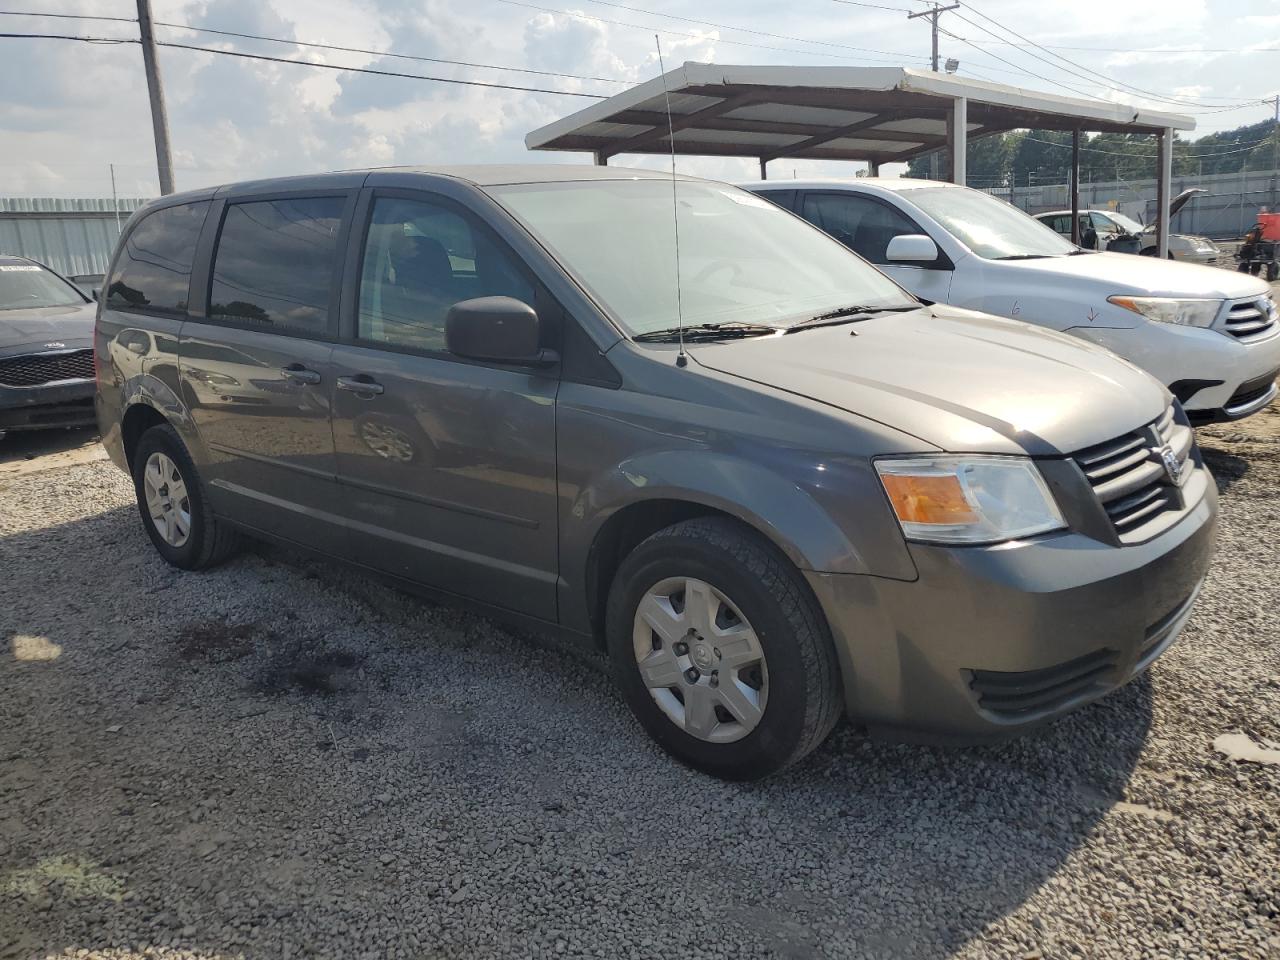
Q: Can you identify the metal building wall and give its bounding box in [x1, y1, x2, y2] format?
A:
[0, 197, 150, 277]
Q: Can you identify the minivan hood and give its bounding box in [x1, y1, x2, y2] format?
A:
[0, 302, 95, 354]
[691, 305, 1167, 456]
[995, 250, 1268, 299]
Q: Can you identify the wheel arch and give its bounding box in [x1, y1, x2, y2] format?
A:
[569, 451, 873, 646]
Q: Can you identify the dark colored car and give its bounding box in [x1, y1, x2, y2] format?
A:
[96, 166, 1216, 779]
[0, 255, 97, 439]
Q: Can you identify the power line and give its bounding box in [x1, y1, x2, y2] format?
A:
[826, 0, 917, 12]
[938, 24, 1258, 115]
[0, 31, 132, 44]
[0, 32, 611, 97]
[0, 9, 136, 23]
[153, 20, 632, 85]
[954, 36, 1280, 55]
[582, 0, 923, 60]
[494, 0, 929, 66]
[154, 40, 610, 98]
[955, 3, 1261, 109]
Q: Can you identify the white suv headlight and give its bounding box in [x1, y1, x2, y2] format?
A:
[875, 455, 1066, 545]
[1107, 296, 1220, 328]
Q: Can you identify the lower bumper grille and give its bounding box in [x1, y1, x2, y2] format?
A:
[968, 648, 1118, 719]
[0, 349, 94, 387]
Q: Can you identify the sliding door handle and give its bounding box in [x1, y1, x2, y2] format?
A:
[336, 375, 384, 397]
[280, 364, 322, 385]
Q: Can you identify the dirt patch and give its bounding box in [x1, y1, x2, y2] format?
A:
[172, 620, 259, 665]
[254, 645, 366, 697]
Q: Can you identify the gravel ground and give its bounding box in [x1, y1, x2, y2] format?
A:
[1, 413, 1278, 960]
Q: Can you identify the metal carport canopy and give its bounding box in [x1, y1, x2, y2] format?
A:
[525, 62, 1195, 252]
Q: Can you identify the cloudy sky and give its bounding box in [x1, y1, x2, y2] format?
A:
[1, 0, 1277, 197]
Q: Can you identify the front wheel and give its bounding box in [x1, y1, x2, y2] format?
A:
[132, 423, 239, 570]
[606, 517, 842, 780]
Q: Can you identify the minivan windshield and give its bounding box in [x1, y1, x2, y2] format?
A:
[489, 179, 917, 336]
[904, 186, 1079, 260]
[0, 261, 85, 310]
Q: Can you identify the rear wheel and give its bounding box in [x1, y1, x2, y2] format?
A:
[606, 516, 841, 780]
[132, 424, 239, 570]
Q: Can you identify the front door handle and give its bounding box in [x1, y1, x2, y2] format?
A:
[280, 364, 322, 385]
[336, 374, 384, 397]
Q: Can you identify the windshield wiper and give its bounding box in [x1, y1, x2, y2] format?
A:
[991, 253, 1053, 261]
[785, 304, 917, 333]
[632, 321, 777, 343]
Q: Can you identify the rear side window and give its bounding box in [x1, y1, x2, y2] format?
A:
[209, 197, 345, 335]
[106, 201, 209, 315]
[799, 193, 922, 264]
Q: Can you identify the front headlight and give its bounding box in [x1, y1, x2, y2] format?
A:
[875, 455, 1066, 545]
[1107, 295, 1220, 328]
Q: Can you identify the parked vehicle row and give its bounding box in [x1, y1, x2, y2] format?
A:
[743, 178, 1279, 424]
[1033, 188, 1221, 266]
[94, 166, 1221, 779]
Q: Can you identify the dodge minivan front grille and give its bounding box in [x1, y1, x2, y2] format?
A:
[1222, 296, 1278, 341]
[1072, 404, 1193, 543]
[0, 349, 94, 387]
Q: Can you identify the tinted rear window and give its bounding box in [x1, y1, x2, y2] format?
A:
[106, 201, 210, 315]
[208, 197, 345, 335]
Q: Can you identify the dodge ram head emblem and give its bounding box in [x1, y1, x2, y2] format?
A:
[1159, 444, 1182, 485]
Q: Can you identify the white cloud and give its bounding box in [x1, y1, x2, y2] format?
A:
[0, 0, 1273, 197]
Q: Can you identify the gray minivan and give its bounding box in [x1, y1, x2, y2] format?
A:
[96, 166, 1216, 779]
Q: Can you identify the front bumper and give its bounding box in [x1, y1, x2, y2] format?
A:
[807, 477, 1217, 742]
[1071, 321, 1280, 418]
[0, 379, 96, 433]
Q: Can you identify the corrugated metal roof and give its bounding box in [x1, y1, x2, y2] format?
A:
[0, 196, 149, 214]
[527, 62, 1196, 165]
[0, 196, 153, 277]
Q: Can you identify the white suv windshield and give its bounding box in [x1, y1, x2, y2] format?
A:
[489, 179, 916, 336]
[904, 186, 1079, 260]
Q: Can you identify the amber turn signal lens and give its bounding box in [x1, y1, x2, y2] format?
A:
[880, 473, 978, 526]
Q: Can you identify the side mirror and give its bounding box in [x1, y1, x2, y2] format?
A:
[885, 234, 939, 263]
[445, 297, 557, 367]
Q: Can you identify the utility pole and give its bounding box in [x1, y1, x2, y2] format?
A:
[136, 0, 175, 195]
[909, 3, 959, 180]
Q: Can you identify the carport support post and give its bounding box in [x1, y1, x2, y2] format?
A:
[759, 157, 768, 180]
[868, 160, 881, 177]
[593, 150, 608, 166]
[1157, 128, 1173, 258]
[949, 96, 967, 186]
[1070, 129, 1081, 245]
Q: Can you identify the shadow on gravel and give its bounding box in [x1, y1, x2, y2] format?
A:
[1198, 443, 1251, 493]
[0, 503, 1155, 960]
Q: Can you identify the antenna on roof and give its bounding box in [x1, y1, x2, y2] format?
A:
[654, 36, 686, 368]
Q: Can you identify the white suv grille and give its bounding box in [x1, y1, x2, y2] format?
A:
[1222, 295, 1278, 342]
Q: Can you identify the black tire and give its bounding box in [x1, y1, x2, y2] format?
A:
[1250, 263, 1263, 276]
[1267, 262, 1279, 282]
[605, 516, 842, 780]
[131, 423, 239, 570]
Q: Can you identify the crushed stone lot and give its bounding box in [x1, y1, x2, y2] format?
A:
[1, 411, 1278, 960]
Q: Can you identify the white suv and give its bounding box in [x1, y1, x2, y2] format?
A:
[742, 178, 1279, 424]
